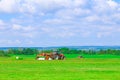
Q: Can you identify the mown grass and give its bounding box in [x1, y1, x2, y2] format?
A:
[9, 54, 120, 60]
[65, 54, 120, 58]
[0, 55, 120, 80]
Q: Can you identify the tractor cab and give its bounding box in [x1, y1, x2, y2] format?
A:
[53, 50, 60, 55]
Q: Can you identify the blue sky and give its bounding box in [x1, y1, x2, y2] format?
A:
[0, 0, 120, 47]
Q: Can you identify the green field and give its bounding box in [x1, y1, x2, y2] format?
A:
[0, 55, 120, 80]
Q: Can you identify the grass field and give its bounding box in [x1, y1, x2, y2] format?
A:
[0, 55, 120, 80]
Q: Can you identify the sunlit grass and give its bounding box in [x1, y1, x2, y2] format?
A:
[0, 57, 120, 80]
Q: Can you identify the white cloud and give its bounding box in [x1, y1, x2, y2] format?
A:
[97, 32, 111, 38]
[107, 0, 118, 9]
[0, 20, 4, 25]
[40, 26, 92, 38]
[0, 39, 35, 46]
[0, 20, 8, 30]
[92, 0, 120, 15]
[12, 24, 35, 31]
[0, 39, 21, 44]
[26, 41, 34, 44]
[14, 40, 21, 44]
[41, 27, 76, 38]
[85, 15, 99, 22]
[21, 32, 35, 38]
[0, 0, 120, 46]
[19, 0, 36, 14]
[55, 8, 91, 20]
[43, 19, 67, 25]
[99, 26, 114, 31]
[12, 24, 22, 30]
[11, 24, 38, 38]
[0, 0, 19, 13]
[74, 0, 87, 7]
[81, 31, 91, 37]
[0, 0, 88, 14]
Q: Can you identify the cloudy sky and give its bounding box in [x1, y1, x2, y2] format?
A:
[0, 0, 120, 47]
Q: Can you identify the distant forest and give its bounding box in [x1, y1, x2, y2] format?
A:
[0, 47, 120, 57]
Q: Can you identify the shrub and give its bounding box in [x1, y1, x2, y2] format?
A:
[15, 56, 23, 60]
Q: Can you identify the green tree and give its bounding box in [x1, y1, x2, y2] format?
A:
[58, 48, 70, 54]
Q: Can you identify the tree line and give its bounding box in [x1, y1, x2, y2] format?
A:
[58, 48, 120, 55]
[0, 48, 39, 57]
[0, 47, 120, 57]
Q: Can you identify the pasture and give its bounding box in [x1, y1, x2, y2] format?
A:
[0, 55, 120, 80]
